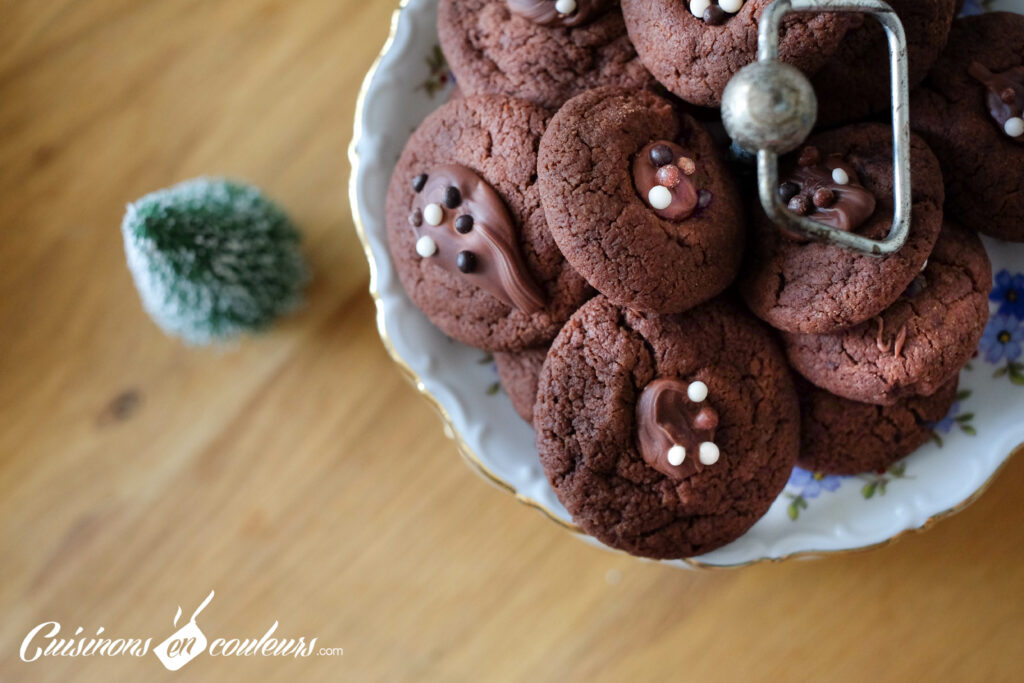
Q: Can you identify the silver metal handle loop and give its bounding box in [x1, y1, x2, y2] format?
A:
[721, 0, 912, 256]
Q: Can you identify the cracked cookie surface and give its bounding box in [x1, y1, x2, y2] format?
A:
[784, 222, 991, 405]
[534, 295, 799, 559]
[740, 124, 944, 335]
[537, 87, 743, 314]
[621, 0, 855, 107]
[796, 376, 958, 475]
[386, 95, 593, 352]
[495, 347, 548, 423]
[437, 0, 655, 110]
[812, 0, 956, 127]
[911, 13, 1024, 242]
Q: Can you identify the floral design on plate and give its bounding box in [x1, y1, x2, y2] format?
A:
[984, 270, 1024, 385]
[859, 462, 911, 499]
[784, 468, 842, 520]
[419, 45, 453, 97]
[928, 388, 976, 445]
[981, 314, 1024, 385]
[479, 352, 501, 396]
[990, 269, 1024, 318]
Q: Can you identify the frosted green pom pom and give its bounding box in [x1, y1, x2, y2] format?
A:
[122, 178, 308, 345]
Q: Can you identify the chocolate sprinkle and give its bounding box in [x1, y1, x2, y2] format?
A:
[813, 187, 836, 208]
[649, 144, 674, 167]
[779, 181, 800, 203]
[656, 165, 682, 189]
[443, 186, 462, 209]
[454, 214, 474, 234]
[412, 174, 428, 193]
[703, 6, 727, 25]
[409, 208, 423, 227]
[788, 195, 811, 215]
[456, 250, 477, 273]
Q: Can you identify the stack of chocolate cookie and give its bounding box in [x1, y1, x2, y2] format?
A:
[385, 1, 1023, 559]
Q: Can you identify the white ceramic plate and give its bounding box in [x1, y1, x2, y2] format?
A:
[349, 0, 1024, 567]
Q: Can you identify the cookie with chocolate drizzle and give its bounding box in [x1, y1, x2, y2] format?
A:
[538, 87, 743, 314]
[740, 124, 944, 335]
[386, 95, 593, 352]
[534, 295, 799, 559]
[784, 222, 991, 405]
[911, 13, 1024, 241]
[967, 61, 1024, 143]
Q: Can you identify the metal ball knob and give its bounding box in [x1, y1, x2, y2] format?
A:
[721, 61, 817, 155]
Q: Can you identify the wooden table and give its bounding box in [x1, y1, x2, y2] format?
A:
[1, 2, 1022, 680]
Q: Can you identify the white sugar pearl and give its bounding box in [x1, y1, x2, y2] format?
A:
[687, 380, 709, 403]
[648, 185, 673, 210]
[555, 0, 576, 14]
[719, 0, 744, 13]
[1005, 116, 1024, 138]
[415, 235, 437, 258]
[689, 0, 711, 18]
[699, 442, 720, 465]
[667, 445, 686, 466]
[831, 168, 850, 185]
[423, 203, 444, 226]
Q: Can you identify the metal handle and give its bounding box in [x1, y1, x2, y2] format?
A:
[721, 0, 912, 256]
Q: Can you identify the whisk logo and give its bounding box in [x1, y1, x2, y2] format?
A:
[18, 590, 342, 671]
[152, 590, 214, 671]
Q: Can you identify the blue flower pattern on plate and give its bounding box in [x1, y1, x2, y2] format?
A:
[927, 389, 975, 445]
[990, 270, 1024, 319]
[959, 0, 990, 17]
[785, 468, 843, 520]
[980, 314, 1023, 363]
[787, 467, 842, 499]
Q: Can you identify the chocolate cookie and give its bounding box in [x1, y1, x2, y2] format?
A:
[812, 0, 956, 127]
[538, 87, 743, 314]
[911, 13, 1024, 242]
[621, 0, 854, 107]
[494, 347, 547, 423]
[740, 123, 944, 334]
[385, 95, 592, 352]
[437, 0, 655, 110]
[796, 377, 958, 475]
[785, 221, 992, 405]
[534, 296, 800, 559]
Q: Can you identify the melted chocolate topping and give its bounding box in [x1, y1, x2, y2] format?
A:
[968, 61, 1024, 143]
[633, 140, 701, 220]
[636, 378, 719, 480]
[506, 0, 609, 27]
[873, 316, 908, 358]
[410, 165, 545, 314]
[688, 0, 746, 24]
[778, 147, 876, 237]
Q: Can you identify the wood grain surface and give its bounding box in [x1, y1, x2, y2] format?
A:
[1, 1, 1022, 681]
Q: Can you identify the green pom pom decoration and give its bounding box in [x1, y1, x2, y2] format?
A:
[122, 178, 309, 345]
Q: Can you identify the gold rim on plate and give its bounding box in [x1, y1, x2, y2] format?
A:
[346, 0, 1024, 569]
